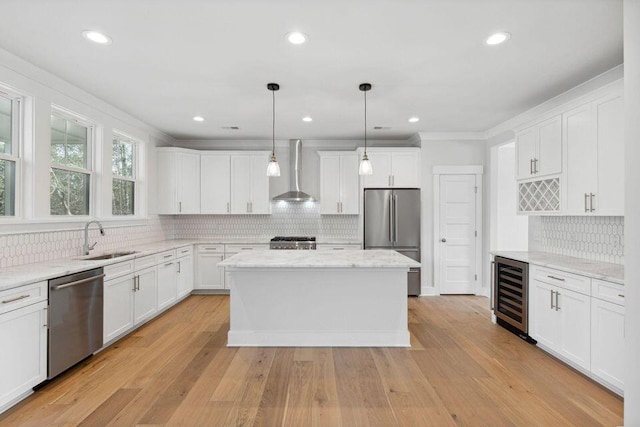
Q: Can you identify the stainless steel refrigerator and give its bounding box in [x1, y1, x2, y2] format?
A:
[364, 189, 421, 296]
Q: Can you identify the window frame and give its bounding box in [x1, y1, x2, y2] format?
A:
[0, 88, 22, 219]
[49, 107, 95, 217]
[111, 131, 138, 216]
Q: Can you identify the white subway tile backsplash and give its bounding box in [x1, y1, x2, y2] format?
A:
[529, 216, 624, 264]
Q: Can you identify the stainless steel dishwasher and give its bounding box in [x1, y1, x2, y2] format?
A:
[48, 268, 104, 379]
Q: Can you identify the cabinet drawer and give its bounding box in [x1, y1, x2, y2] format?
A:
[531, 265, 591, 295]
[225, 244, 269, 254]
[0, 281, 47, 315]
[135, 254, 158, 270]
[104, 260, 135, 280]
[592, 279, 625, 306]
[157, 250, 176, 263]
[176, 245, 193, 258]
[197, 244, 224, 253]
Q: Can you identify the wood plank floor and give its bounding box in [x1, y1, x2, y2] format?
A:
[0, 295, 623, 426]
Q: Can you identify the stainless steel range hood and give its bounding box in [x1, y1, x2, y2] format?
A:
[273, 139, 316, 202]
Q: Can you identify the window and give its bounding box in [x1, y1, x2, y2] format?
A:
[112, 133, 136, 215]
[0, 92, 19, 217]
[50, 112, 92, 216]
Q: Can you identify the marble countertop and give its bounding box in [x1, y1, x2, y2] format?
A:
[491, 251, 624, 285]
[219, 249, 421, 269]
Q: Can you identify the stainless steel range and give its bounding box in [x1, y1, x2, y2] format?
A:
[270, 236, 316, 250]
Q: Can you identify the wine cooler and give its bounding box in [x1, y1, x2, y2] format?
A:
[493, 256, 534, 342]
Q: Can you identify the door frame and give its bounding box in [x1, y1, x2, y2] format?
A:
[433, 165, 484, 295]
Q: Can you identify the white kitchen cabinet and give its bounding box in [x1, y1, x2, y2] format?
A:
[591, 297, 625, 391]
[319, 152, 359, 214]
[556, 287, 591, 370]
[530, 280, 559, 349]
[360, 148, 421, 188]
[195, 245, 225, 290]
[134, 266, 157, 325]
[0, 300, 47, 411]
[103, 273, 135, 344]
[516, 115, 562, 180]
[176, 254, 194, 299]
[157, 148, 201, 214]
[201, 153, 231, 214]
[564, 92, 624, 215]
[223, 244, 270, 290]
[230, 153, 270, 214]
[157, 258, 177, 311]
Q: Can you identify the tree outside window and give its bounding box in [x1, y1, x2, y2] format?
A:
[112, 134, 136, 215]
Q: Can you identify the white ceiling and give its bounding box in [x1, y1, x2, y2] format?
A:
[0, 0, 623, 141]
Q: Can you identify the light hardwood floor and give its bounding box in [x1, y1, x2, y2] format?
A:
[0, 295, 623, 426]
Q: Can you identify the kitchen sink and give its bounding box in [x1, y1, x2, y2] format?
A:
[82, 251, 137, 260]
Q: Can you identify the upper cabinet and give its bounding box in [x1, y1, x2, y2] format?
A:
[564, 92, 624, 215]
[318, 152, 359, 214]
[157, 148, 201, 214]
[230, 152, 270, 214]
[516, 115, 562, 180]
[201, 153, 231, 214]
[359, 148, 421, 188]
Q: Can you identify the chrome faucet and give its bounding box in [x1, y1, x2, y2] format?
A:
[83, 221, 105, 255]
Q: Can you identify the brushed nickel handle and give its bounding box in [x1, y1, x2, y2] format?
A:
[43, 307, 48, 328]
[163, 254, 172, 258]
[241, 248, 253, 250]
[393, 194, 398, 243]
[226, 202, 230, 213]
[392, 175, 395, 186]
[388, 197, 393, 241]
[164, 262, 173, 267]
[550, 290, 555, 309]
[51, 274, 106, 291]
[177, 261, 181, 273]
[547, 275, 565, 282]
[618, 294, 625, 298]
[2, 294, 30, 304]
[389, 175, 392, 186]
[584, 193, 589, 213]
[590, 193, 595, 212]
[530, 159, 534, 175]
[534, 158, 539, 174]
[179, 201, 182, 213]
[555, 292, 560, 311]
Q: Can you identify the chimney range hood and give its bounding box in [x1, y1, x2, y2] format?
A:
[272, 139, 316, 202]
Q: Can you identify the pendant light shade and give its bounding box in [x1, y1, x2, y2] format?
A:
[267, 83, 281, 177]
[359, 83, 373, 176]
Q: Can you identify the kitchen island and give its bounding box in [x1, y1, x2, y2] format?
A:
[219, 249, 420, 347]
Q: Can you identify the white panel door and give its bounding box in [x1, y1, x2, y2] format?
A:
[177, 152, 201, 214]
[537, 115, 562, 176]
[320, 155, 341, 214]
[230, 156, 252, 214]
[557, 288, 591, 370]
[134, 267, 157, 325]
[391, 152, 420, 187]
[564, 103, 598, 214]
[438, 175, 476, 294]
[250, 154, 270, 214]
[157, 260, 177, 311]
[103, 274, 135, 344]
[516, 127, 537, 180]
[340, 155, 360, 214]
[530, 281, 558, 348]
[591, 298, 625, 390]
[595, 94, 624, 215]
[201, 155, 231, 214]
[362, 151, 392, 188]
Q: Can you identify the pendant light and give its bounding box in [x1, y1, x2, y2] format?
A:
[359, 83, 373, 175]
[266, 83, 281, 177]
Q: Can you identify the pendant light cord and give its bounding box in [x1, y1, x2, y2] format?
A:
[364, 89, 367, 155]
[272, 89, 276, 156]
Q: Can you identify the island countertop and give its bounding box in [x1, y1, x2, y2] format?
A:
[219, 249, 421, 269]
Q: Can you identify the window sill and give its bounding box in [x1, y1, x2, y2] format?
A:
[0, 216, 158, 234]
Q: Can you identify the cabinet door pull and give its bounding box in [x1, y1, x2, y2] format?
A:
[534, 158, 539, 174]
[164, 262, 174, 267]
[590, 193, 595, 212]
[584, 193, 589, 213]
[246, 202, 249, 213]
[388, 175, 392, 187]
[392, 175, 395, 186]
[132, 276, 137, 292]
[530, 159, 534, 175]
[179, 201, 182, 213]
[618, 294, 625, 298]
[555, 292, 560, 311]
[177, 261, 181, 273]
[337, 202, 340, 213]
[547, 275, 565, 282]
[2, 294, 30, 304]
[226, 202, 230, 213]
[164, 254, 173, 258]
[550, 290, 555, 309]
[43, 307, 48, 328]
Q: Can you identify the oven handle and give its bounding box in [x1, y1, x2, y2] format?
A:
[51, 274, 105, 291]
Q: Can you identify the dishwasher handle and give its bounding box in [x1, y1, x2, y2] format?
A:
[51, 274, 105, 291]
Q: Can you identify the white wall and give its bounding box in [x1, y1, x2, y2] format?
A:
[495, 143, 528, 250]
[420, 138, 487, 294]
[0, 46, 175, 228]
[624, 0, 640, 423]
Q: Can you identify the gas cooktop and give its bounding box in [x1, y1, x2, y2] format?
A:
[270, 236, 316, 250]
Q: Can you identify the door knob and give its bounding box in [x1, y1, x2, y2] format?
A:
[441, 238, 447, 243]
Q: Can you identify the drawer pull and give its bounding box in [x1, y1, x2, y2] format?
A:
[164, 262, 174, 267]
[163, 254, 173, 258]
[618, 294, 625, 298]
[181, 249, 190, 254]
[547, 275, 565, 282]
[2, 294, 30, 304]
[241, 248, 253, 250]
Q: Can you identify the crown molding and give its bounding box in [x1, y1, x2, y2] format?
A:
[418, 132, 487, 141]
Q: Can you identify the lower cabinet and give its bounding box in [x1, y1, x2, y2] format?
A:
[103, 274, 135, 344]
[0, 300, 47, 411]
[591, 297, 625, 391]
[195, 247, 225, 290]
[157, 260, 177, 311]
[134, 266, 158, 325]
[177, 255, 194, 298]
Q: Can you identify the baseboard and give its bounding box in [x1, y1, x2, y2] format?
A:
[191, 289, 230, 295]
[419, 287, 438, 296]
[227, 330, 411, 347]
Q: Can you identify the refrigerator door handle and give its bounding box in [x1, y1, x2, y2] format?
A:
[388, 196, 393, 242]
[393, 194, 398, 243]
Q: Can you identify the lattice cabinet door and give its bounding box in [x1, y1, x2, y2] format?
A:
[518, 178, 561, 214]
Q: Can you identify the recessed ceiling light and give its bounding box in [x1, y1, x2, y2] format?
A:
[302, 116, 313, 122]
[287, 32, 308, 45]
[485, 32, 511, 46]
[193, 116, 205, 122]
[408, 117, 420, 123]
[82, 30, 112, 45]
